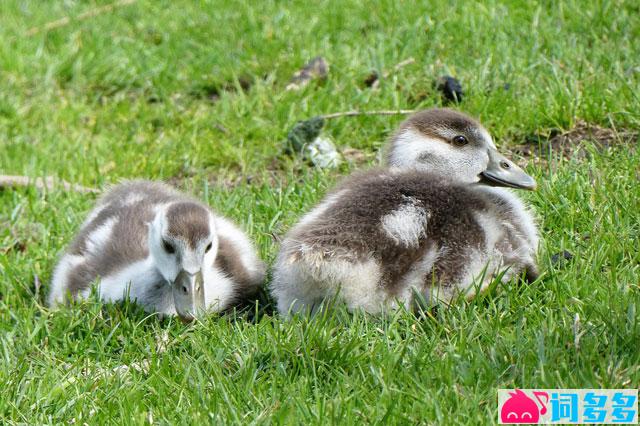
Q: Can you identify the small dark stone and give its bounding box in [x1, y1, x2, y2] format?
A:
[190, 84, 220, 102]
[237, 76, 254, 92]
[547, 128, 562, 139]
[363, 71, 379, 87]
[436, 76, 463, 103]
[285, 116, 326, 153]
[551, 250, 574, 265]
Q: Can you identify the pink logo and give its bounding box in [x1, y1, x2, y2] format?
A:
[501, 389, 549, 423]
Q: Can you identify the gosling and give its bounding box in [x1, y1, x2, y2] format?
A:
[48, 180, 265, 320]
[271, 108, 539, 315]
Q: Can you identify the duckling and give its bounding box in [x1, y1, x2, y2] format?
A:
[48, 180, 265, 320]
[271, 108, 539, 315]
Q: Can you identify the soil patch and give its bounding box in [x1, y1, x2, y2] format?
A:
[513, 121, 638, 159]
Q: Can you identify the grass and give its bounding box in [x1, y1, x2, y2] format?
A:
[0, 0, 639, 424]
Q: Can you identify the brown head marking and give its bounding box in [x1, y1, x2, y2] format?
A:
[400, 108, 482, 138]
[165, 202, 211, 249]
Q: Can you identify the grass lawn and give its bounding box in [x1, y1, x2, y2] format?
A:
[1, 0, 639, 424]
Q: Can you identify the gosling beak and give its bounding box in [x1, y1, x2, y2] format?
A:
[480, 149, 537, 190]
[172, 269, 205, 321]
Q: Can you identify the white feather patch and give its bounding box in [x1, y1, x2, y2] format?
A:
[85, 217, 118, 255]
[381, 198, 428, 247]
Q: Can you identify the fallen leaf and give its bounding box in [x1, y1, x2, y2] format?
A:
[286, 57, 329, 91]
[285, 116, 325, 153]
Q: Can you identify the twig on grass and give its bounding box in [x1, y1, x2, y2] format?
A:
[0, 175, 99, 194]
[386, 57, 416, 75]
[26, 0, 137, 36]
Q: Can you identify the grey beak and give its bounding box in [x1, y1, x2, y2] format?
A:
[480, 149, 537, 190]
[172, 269, 205, 321]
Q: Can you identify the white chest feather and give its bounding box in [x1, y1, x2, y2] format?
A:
[99, 257, 161, 303]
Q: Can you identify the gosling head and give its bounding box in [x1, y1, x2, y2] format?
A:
[148, 201, 218, 321]
[386, 108, 536, 190]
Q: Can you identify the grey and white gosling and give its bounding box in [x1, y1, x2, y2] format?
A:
[48, 180, 265, 320]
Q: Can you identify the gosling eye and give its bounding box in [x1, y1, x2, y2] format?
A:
[162, 239, 175, 254]
[452, 135, 468, 146]
[205, 242, 213, 253]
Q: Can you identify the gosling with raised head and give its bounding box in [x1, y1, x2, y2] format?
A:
[271, 109, 539, 315]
